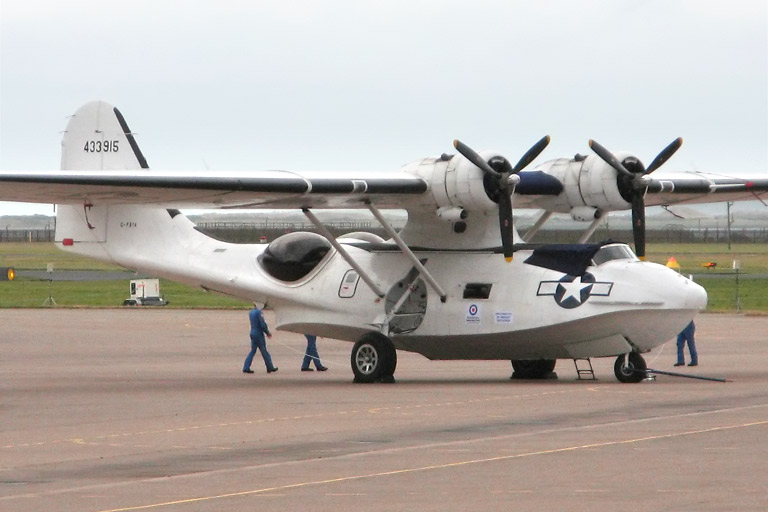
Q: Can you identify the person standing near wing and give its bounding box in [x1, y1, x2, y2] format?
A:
[674, 320, 698, 367]
[301, 334, 328, 372]
[243, 304, 278, 374]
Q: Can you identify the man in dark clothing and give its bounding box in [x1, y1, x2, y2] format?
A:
[301, 334, 328, 372]
[243, 306, 278, 374]
[675, 320, 698, 367]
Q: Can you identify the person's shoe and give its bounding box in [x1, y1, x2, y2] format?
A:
[243, 369, 254, 374]
[267, 367, 278, 373]
[674, 363, 684, 367]
[317, 366, 328, 371]
[688, 362, 698, 367]
[301, 367, 314, 372]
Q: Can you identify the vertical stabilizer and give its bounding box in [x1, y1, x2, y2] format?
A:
[56, 101, 152, 257]
[50, 101, 267, 301]
[60, 101, 148, 171]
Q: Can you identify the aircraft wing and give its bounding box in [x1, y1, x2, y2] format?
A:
[511, 168, 768, 211]
[2, 100, 765, 215]
[643, 171, 768, 206]
[0, 101, 429, 210]
[0, 170, 429, 209]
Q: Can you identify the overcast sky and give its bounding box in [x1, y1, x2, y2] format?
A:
[1, 0, 766, 216]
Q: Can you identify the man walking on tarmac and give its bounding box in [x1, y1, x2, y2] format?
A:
[243, 304, 278, 374]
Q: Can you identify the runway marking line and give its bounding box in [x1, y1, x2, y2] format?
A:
[96, 418, 768, 512]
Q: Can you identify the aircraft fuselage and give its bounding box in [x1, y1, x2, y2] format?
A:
[266, 243, 706, 360]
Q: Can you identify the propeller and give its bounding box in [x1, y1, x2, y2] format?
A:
[453, 136, 550, 261]
[588, 137, 683, 259]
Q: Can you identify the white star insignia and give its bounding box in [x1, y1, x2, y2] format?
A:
[558, 278, 590, 304]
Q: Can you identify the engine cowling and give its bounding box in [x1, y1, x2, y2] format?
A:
[406, 148, 645, 217]
[398, 152, 524, 249]
[533, 152, 639, 215]
[407, 152, 509, 213]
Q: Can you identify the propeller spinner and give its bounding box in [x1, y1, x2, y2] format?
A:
[453, 136, 550, 261]
[588, 137, 683, 259]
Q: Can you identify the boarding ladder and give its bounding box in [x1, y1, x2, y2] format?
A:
[573, 358, 596, 380]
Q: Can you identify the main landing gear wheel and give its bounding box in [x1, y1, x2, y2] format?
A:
[351, 333, 397, 384]
[614, 352, 647, 383]
[510, 359, 557, 380]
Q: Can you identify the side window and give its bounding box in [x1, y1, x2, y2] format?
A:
[339, 270, 360, 298]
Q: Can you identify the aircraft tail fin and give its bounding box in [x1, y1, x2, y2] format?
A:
[61, 101, 149, 171]
[56, 101, 153, 257]
[52, 101, 268, 302]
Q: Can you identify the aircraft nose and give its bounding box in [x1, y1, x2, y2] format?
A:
[682, 276, 708, 310]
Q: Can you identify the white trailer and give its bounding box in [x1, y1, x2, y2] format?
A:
[123, 279, 168, 306]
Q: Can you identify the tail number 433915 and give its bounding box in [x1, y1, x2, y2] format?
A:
[83, 140, 119, 153]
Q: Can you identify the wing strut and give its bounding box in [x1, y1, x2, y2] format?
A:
[365, 201, 448, 303]
[577, 210, 604, 243]
[751, 191, 768, 207]
[522, 210, 553, 242]
[302, 208, 385, 299]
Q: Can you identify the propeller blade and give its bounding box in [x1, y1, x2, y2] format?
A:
[512, 135, 551, 173]
[645, 137, 683, 175]
[453, 139, 499, 177]
[631, 194, 646, 260]
[589, 139, 633, 179]
[453, 138, 547, 262]
[498, 190, 514, 261]
[588, 137, 682, 260]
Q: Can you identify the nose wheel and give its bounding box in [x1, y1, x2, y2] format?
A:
[614, 352, 647, 383]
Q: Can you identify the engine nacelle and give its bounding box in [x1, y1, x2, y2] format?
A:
[406, 148, 643, 216]
[399, 153, 521, 249]
[407, 152, 506, 213]
[533, 152, 637, 214]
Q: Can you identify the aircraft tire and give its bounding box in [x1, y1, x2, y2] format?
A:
[510, 359, 557, 379]
[614, 352, 647, 383]
[351, 333, 395, 383]
[382, 340, 397, 378]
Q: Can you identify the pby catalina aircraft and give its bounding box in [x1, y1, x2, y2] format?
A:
[2, 102, 767, 383]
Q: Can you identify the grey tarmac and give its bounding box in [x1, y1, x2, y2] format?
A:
[1, 309, 766, 511]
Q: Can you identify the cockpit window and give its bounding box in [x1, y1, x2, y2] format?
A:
[592, 245, 638, 266]
[258, 232, 332, 281]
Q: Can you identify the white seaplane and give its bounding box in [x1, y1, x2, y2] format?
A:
[1, 101, 766, 383]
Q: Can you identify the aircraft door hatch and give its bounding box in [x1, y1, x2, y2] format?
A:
[385, 264, 428, 335]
